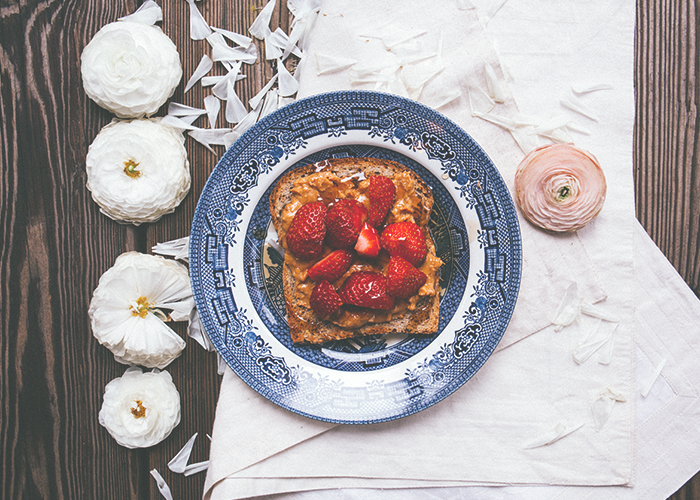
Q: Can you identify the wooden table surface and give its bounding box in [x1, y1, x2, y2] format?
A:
[1, 1, 698, 498]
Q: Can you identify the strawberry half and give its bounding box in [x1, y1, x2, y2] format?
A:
[325, 199, 368, 249]
[338, 271, 395, 310]
[386, 256, 428, 298]
[286, 201, 327, 261]
[367, 175, 396, 227]
[354, 222, 381, 259]
[310, 280, 343, 318]
[380, 221, 428, 266]
[307, 249, 354, 282]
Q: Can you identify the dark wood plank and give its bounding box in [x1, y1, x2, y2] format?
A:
[635, 1, 700, 499]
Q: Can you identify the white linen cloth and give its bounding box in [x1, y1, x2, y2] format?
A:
[203, 0, 700, 498]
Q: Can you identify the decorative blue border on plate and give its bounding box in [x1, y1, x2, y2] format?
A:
[190, 90, 522, 424]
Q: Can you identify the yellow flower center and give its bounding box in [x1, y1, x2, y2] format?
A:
[130, 296, 151, 318]
[123, 159, 141, 179]
[130, 399, 147, 419]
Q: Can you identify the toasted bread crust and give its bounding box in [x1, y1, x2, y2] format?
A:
[270, 157, 440, 344]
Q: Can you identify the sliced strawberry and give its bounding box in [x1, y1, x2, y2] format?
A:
[307, 249, 354, 282]
[367, 175, 396, 227]
[338, 271, 395, 310]
[310, 281, 343, 318]
[354, 222, 381, 259]
[380, 221, 428, 266]
[325, 199, 368, 249]
[386, 256, 428, 298]
[286, 202, 327, 261]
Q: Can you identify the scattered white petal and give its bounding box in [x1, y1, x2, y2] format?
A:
[204, 95, 221, 128]
[387, 76, 410, 98]
[161, 115, 199, 130]
[217, 353, 227, 375]
[206, 31, 229, 51]
[151, 469, 175, 500]
[456, 0, 475, 9]
[223, 131, 239, 150]
[185, 0, 213, 40]
[641, 358, 667, 397]
[316, 52, 356, 75]
[249, 0, 277, 40]
[552, 282, 580, 331]
[226, 80, 249, 123]
[266, 28, 303, 60]
[99, 367, 181, 448]
[212, 42, 258, 64]
[168, 102, 206, 117]
[202, 75, 225, 86]
[561, 94, 599, 121]
[277, 59, 299, 97]
[573, 319, 608, 364]
[188, 128, 234, 153]
[212, 26, 253, 48]
[484, 62, 506, 103]
[283, 15, 311, 59]
[212, 63, 242, 100]
[464, 77, 495, 115]
[168, 433, 198, 473]
[572, 83, 614, 94]
[592, 388, 626, 431]
[349, 62, 400, 84]
[152, 236, 190, 262]
[184, 460, 210, 476]
[539, 126, 575, 144]
[119, 0, 162, 25]
[421, 86, 461, 110]
[401, 59, 444, 99]
[278, 94, 295, 108]
[580, 301, 620, 322]
[509, 127, 541, 154]
[260, 89, 280, 119]
[598, 326, 617, 365]
[184, 54, 214, 93]
[361, 22, 427, 50]
[188, 307, 215, 350]
[565, 121, 592, 135]
[472, 110, 517, 131]
[524, 421, 584, 449]
[485, 0, 509, 22]
[249, 74, 279, 109]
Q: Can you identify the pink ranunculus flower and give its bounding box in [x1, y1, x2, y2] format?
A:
[514, 144, 607, 232]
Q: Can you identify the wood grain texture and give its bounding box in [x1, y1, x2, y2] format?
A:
[2, 0, 700, 498]
[635, 1, 700, 499]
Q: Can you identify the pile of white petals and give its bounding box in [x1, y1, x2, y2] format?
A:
[514, 144, 607, 232]
[81, 20, 182, 118]
[99, 366, 181, 448]
[89, 252, 194, 369]
[86, 118, 191, 225]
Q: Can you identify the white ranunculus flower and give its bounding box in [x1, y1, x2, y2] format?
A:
[99, 366, 181, 448]
[86, 118, 191, 225]
[89, 251, 194, 369]
[81, 21, 182, 118]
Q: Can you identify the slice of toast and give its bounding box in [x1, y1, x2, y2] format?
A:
[269, 157, 442, 344]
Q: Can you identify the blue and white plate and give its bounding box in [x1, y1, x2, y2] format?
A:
[190, 91, 521, 424]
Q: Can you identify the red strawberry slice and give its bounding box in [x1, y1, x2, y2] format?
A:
[338, 271, 395, 310]
[307, 249, 354, 282]
[380, 221, 428, 266]
[354, 222, 381, 258]
[325, 199, 368, 249]
[286, 202, 327, 261]
[310, 281, 343, 318]
[386, 256, 428, 298]
[367, 175, 396, 227]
